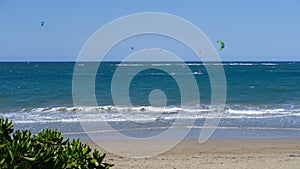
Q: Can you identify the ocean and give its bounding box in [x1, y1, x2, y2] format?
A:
[1, 62, 300, 139]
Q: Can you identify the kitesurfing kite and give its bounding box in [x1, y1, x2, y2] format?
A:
[216, 40, 225, 51]
[197, 50, 202, 56]
[131, 47, 134, 51]
[40, 21, 45, 27]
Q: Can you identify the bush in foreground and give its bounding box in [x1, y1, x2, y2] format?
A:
[0, 117, 113, 169]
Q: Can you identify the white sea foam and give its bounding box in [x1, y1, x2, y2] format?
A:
[192, 71, 202, 75]
[150, 63, 171, 66]
[16, 106, 300, 116]
[261, 63, 279, 66]
[116, 64, 144, 67]
[187, 63, 203, 66]
[1, 105, 299, 124]
[22, 106, 206, 114]
[228, 63, 254, 66]
[227, 108, 286, 115]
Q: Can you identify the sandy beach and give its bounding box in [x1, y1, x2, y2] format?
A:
[86, 138, 300, 169]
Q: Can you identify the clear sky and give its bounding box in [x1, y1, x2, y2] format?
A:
[0, 0, 299, 61]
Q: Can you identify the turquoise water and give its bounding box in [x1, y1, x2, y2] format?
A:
[1, 62, 300, 137]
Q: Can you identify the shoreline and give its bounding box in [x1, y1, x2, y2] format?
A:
[86, 138, 300, 169]
[63, 127, 300, 141]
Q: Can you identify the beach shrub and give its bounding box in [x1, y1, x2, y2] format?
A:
[0, 117, 113, 169]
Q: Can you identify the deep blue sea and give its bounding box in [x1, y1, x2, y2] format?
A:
[1, 62, 300, 139]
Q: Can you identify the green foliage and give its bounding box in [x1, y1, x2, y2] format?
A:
[0, 117, 113, 169]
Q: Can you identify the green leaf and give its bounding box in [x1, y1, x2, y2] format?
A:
[8, 148, 14, 164]
[0, 158, 5, 165]
[90, 159, 97, 164]
[22, 156, 36, 161]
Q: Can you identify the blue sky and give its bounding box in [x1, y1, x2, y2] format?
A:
[0, 0, 299, 61]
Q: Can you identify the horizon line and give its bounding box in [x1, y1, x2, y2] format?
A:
[0, 60, 299, 63]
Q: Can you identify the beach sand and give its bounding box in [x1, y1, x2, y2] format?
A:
[86, 138, 300, 169]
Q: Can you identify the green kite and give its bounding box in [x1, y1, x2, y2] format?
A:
[216, 40, 225, 51]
